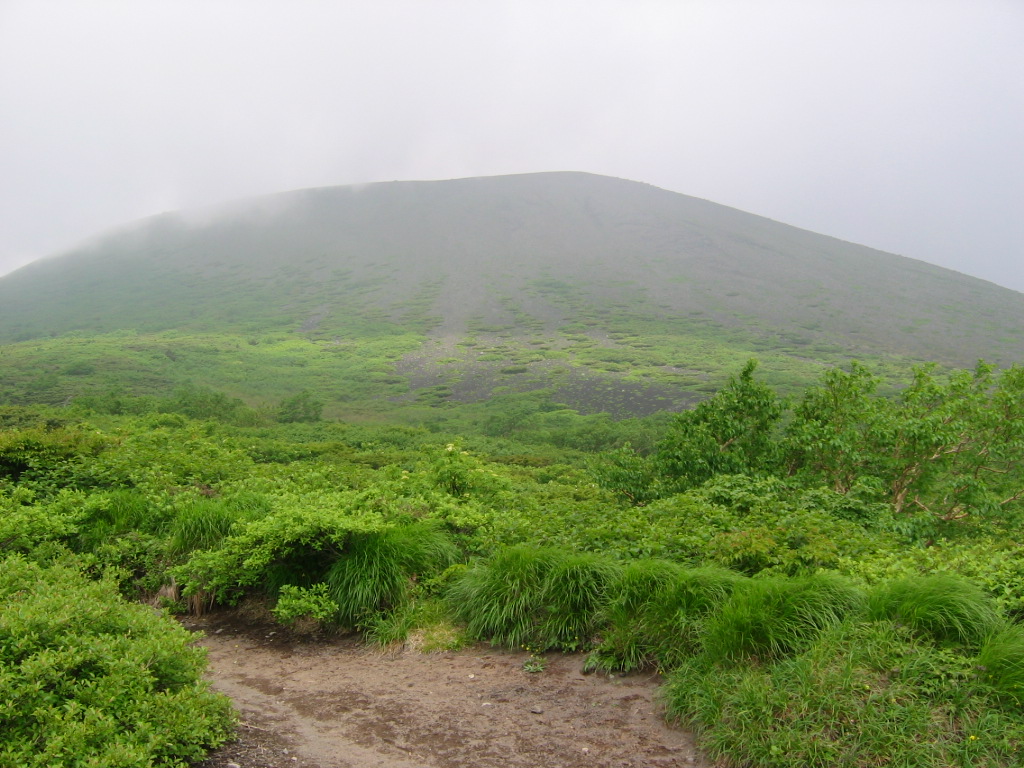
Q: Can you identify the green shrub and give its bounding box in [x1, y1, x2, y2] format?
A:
[87, 531, 171, 599]
[0, 424, 107, 487]
[271, 583, 339, 627]
[0, 555, 234, 767]
[0, 488, 82, 553]
[174, 503, 384, 608]
[867, 574, 1001, 648]
[276, 390, 323, 423]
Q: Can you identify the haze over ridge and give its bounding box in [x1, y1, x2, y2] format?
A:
[1, 172, 1021, 372]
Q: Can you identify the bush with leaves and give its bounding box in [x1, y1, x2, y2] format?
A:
[271, 583, 339, 627]
[174, 501, 384, 608]
[0, 487, 82, 553]
[160, 383, 261, 426]
[277, 390, 323, 423]
[786, 361, 1024, 520]
[653, 359, 783, 495]
[0, 555, 235, 767]
[0, 422, 109, 493]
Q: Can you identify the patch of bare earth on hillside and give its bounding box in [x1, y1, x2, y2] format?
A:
[393, 335, 696, 417]
[187, 614, 711, 768]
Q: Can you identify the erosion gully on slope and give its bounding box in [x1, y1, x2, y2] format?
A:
[185, 614, 710, 768]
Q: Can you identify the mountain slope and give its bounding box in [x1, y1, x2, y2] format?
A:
[0, 172, 1021, 416]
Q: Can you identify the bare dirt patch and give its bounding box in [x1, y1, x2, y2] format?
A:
[187, 614, 711, 768]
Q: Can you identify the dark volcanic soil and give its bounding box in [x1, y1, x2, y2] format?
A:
[187, 615, 711, 768]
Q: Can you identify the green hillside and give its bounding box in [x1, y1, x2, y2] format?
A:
[3, 173, 1024, 767]
[1, 172, 1021, 418]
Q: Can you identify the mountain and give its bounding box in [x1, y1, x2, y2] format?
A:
[1, 172, 1022, 417]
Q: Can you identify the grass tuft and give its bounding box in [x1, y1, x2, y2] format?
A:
[75, 489, 160, 551]
[446, 546, 564, 648]
[977, 624, 1024, 705]
[590, 561, 744, 672]
[168, 498, 239, 555]
[867, 573, 1001, 648]
[326, 521, 458, 629]
[536, 551, 621, 650]
[702, 572, 865, 663]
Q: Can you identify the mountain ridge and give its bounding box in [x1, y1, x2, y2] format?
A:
[1, 172, 1021, 417]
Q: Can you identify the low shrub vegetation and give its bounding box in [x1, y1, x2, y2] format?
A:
[2, 358, 1023, 766]
[0, 555, 235, 767]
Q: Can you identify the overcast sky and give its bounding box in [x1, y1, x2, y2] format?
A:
[1, 1, 1022, 293]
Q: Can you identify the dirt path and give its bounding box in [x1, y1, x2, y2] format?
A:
[187, 615, 711, 768]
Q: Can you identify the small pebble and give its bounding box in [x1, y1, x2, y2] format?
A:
[530, 706, 544, 714]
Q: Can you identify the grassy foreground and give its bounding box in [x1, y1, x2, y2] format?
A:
[2, 359, 1024, 766]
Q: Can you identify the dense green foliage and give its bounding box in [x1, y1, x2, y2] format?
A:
[0, 557, 234, 767]
[596, 360, 1024, 523]
[3, 357, 1024, 766]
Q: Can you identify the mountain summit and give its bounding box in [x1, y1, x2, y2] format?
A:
[1, 172, 1021, 414]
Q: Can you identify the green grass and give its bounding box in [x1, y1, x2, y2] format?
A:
[702, 573, 866, 663]
[589, 561, 744, 672]
[977, 625, 1024, 705]
[664, 619, 1024, 767]
[326, 522, 458, 628]
[74, 489, 163, 552]
[535, 551, 620, 650]
[168, 497, 240, 555]
[446, 546, 565, 648]
[867, 574, 1002, 648]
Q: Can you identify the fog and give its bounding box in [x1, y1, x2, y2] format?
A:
[1, 1, 1021, 292]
